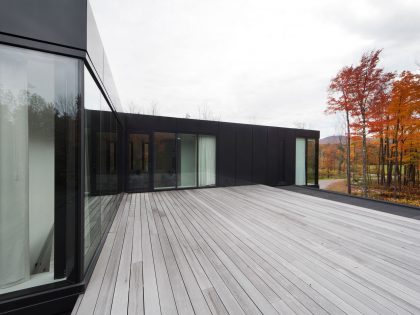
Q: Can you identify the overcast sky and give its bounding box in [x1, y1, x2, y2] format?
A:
[90, 0, 420, 138]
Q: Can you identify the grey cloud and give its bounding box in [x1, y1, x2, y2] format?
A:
[323, 0, 420, 46]
[90, 0, 419, 138]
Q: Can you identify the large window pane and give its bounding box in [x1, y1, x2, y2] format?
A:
[307, 139, 316, 185]
[84, 67, 121, 271]
[84, 68, 101, 269]
[0, 44, 79, 293]
[98, 107, 118, 235]
[154, 133, 176, 189]
[177, 134, 197, 188]
[198, 135, 216, 187]
[128, 134, 150, 190]
[295, 138, 306, 185]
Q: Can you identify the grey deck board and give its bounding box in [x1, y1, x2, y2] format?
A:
[74, 185, 420, 315]
[156, 192, 240, 315]
[128, 193, 144, 315]
[145, 193, 178, 315]
[141, 193, 162, 315]
[93, 194, 131, 315]
[150, 194, 196, 315]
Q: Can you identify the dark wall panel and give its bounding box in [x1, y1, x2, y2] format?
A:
[125, 114, 156, 132]
[283, 129, 296, 185]
[152, 116, 177, 133]
[122, 113, 319, 189]
[252, 126, 268, 184]
[217, 123, 236, 186]
[0, 0, 87, 50]
[267, 127, 281, 186]
[278, 131, 286, 185]
[198, 120, 219, 134]
[235, 125, 253, 185]
[176, 118, 199, 133]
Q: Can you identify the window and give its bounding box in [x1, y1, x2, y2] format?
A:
[198, 135, 216, 187]
[128, 133, 150, 190]
[84, 68, 101, 269]
[149, 132, 216, 190]
[295, 138, 317, 186]
[84, 67, 121, 271]
[307, 139, 316, 185]
[0, 44, 79, 293]
[154, 132, 177, 189]
[177, 134, 197, 188]
[295, 138, 306, 185]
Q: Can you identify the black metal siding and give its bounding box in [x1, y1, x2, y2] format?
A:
[252, 126, 268, 184]
[235, 125, 253, 185]
[217, 123, 236, 187]
[284, 128, 296, 185]
[0, 0, 87, 50]
[267, 127, 281, 186]
[122, 113, 319, 189]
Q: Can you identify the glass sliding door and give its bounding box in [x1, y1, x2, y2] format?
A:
[307, 139, 316, 185]
[0, 44, 79, 293]
[295, 138, 306, 185]
[154, 132, 176, 189]
[177, 134, 197, 188]
[198, 135, 216, 187]
[149, 132, 216, 190]
[128, 133, 150, 191]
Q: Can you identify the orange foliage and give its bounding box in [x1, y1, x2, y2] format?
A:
[325, 49, 420, 199]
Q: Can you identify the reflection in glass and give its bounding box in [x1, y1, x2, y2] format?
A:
[177, 134, 197, 188]
[198, 135, 216, 187]
[99, 108, 119, 238]
[307, 139, 316, 185]
[154, 133, 176, 189]
[84, 68, 121, 271]
[97, 130, 118, 193]
[83, 68, 101, 269]
[0, 44, 79, 293]
[295, 138, 306, 185]
[128, 134, 150, 190]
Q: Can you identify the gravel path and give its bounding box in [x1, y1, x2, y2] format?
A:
[319, 178, 345, 189]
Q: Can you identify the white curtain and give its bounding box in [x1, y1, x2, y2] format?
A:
[198, 135, 216, 186]
[295, 138, 306, 185]
[0, 49, 30, 288]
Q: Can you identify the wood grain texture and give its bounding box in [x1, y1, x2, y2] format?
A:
[74, 185, 420, 315]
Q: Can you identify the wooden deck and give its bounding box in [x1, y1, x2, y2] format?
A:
[73, 185, 420, 315]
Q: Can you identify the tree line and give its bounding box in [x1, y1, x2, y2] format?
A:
[325, 49, 420, 199]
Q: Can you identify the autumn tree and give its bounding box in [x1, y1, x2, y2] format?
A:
[326, 49, 420, 205]
[350, 50, 394, 197]
[326, 66, 355, 194]
[368, 74, 393, 186]
[387, 71, 420, 196]
[319, 144, 338, 178]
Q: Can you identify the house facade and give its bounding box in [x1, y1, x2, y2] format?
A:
[0, 1, 318, 313]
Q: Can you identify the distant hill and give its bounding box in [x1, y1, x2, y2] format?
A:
[320, 135, 345, 144]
